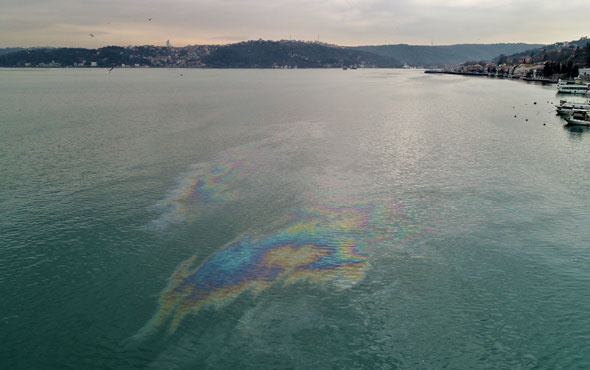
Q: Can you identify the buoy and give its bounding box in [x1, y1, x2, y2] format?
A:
[534, 102, 537, 104]
[526, 119, 528, 121]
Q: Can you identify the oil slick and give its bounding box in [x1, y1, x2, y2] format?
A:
[138, 120, 423, 337]
[146, 121, 327, 231]
[146, 152, 248, 230]
[139, 201, 421, 335]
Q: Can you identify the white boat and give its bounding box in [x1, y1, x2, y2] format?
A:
[565, 109, 590, 126]
[556, 99, 590, 115]
[557, 80, 590, 94]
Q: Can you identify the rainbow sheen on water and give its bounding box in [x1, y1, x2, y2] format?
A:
[142, 202, 420, 334]
[149, 153, 249, 229]
[147, 127, 313, 230]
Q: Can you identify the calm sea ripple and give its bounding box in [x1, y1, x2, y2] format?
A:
[1, 68, 590, 369]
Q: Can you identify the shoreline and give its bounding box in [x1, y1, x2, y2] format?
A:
[425, 69, 558, 84]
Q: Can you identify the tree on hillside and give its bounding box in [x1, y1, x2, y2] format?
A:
[542, 62, 553, 77]
[542, 61, 563, 77]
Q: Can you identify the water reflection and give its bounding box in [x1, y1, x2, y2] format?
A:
[563, 123, 590, 139]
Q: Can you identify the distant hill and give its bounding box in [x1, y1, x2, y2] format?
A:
[0, 41, 551, 69]
[0, 41, 401, 68]
[202, 40, 401, 68]
[355, 43, 544, 67]
[0, 47, 54, 56]
[497, 37, 590, 66]
[0, 46, 153, 67]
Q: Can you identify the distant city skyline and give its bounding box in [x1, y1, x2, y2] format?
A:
[1, 0, 589, 48]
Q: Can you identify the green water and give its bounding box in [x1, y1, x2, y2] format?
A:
[1, 68, 589, 369]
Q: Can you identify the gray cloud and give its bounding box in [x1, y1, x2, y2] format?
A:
[1, 0, 589, 47]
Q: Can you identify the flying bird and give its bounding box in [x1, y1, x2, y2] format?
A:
[147, 18, 152, 21]
[106, 67, 114, 74]
[89, 33, 94, 37]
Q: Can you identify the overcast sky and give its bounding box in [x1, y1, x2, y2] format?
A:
[1, 0, 589, 47]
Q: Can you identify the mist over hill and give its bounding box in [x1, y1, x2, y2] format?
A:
[356, 43, 544, 67]
[0, 48, 26, 56]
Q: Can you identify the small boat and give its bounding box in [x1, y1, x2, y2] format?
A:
[565, 109, 590, 126]
[556, 99, 590, 115]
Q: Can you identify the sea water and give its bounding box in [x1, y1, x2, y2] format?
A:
[1, 68, 589, 369]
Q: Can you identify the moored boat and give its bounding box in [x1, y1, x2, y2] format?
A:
[565, 109, 590, 126]
[556, 99, 590, 115]
[557, 80, 590, 94]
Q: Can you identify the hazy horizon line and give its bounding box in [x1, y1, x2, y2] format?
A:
[1, 38, 565, 50]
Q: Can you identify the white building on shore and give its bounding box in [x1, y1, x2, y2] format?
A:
[579, 68, 590, 80]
